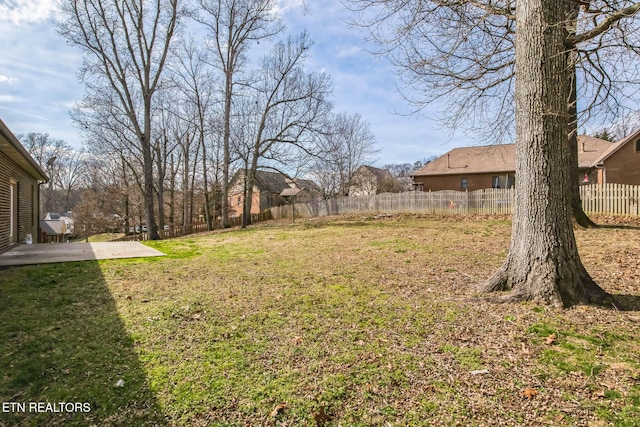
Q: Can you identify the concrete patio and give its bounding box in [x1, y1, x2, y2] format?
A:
[0, 242, 165, 267]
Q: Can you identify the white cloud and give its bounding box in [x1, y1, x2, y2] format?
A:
[272, 0, 305, 17]
[0, 0, 58, 26]
[0, 95, 19, 103]
[334, 45, 364, 59]
[0, 105, 50, 121]
[0, 74, 17, 84]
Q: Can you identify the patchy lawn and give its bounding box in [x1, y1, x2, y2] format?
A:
[1, 214, 639, 426]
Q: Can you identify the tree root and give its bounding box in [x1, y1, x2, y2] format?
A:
[573, 205, 598, 228]
[478, 261, 620, 309]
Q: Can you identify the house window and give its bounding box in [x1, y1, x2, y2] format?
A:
[460, 177, 468, 190]
[237, 196, 241, 207]
[636, 139, 640, 152]
[492, 175, 515, 189]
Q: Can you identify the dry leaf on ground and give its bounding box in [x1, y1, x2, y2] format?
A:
[313, 406, 332, 426]
[270, 403, 287, 417]
[545, 333, 557, 345]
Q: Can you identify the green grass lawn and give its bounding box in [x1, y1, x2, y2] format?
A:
[1, 215, 639, 426]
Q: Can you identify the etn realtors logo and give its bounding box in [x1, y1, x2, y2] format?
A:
[2, 402, 91, 413]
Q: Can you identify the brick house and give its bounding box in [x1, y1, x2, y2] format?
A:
[0, 119, 48, 252]
[411, 136, 617, 192]
[583, 128, 640, 185]
[228, 170, 319, 217]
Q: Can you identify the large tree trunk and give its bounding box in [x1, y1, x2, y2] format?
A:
[154, 144, 166, 230]
[142, 105, 159, 240]
[566, 2, 597, 229]
[182, 148, 190, 227]
[168, 153, 176, 227]
[480, 0, 614, 308]
[568, 112, 597, 228]
[200, 125, 212, 231]
[221, 71, 233, 229]
[242, 160, 257, 229]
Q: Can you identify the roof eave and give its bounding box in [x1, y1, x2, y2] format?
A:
[592, 128, 640, 166]
[0, 118, 49, 182]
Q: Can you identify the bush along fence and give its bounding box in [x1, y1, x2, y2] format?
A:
[271, 184, 640, 220]
[113, 211, 273, 241]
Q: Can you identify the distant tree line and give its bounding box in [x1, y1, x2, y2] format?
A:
[43, 0, 385, 237]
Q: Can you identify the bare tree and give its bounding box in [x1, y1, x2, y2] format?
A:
[311, 112, 379, 198]
[152, 97, 182, 230]
[601, 111, 640, 140]
[347, 1, 516, 142]
[479, 0, 616, 307]
[347, 0, 640, 306]
[20, 133, 84, 214]
[563, 1, 640, 227]
[349, 0, 640, 139]
[56, 148, 88, 212]
[239, 32, 333, 227]
[75, 153, 137, 238]
[170, 36, 220, 230]
[71, 85, 151, 217]
[161, 105, 199, 226]
[347, 0, 640, 227]
[59, 0, 182, 240]
[197, 0, 283, 228]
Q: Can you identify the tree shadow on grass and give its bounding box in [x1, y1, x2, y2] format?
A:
[593, 221, 640, 231]
[0, 261, 165, 426]
[612, 294, 640, 312]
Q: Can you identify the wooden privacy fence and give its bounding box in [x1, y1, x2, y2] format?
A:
[272, 188, 515, 219]
[271, 184, 640, 220]
[580, 184, 640, 216]
[112, 211, 273, 241]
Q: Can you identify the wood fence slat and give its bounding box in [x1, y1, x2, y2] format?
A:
[271, 183, 640, 220]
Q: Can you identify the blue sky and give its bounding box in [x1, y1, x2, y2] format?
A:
[0, 0, 469, 166]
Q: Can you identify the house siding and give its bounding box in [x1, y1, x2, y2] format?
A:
[0, 150, 40, 252]
[414, 172, 514, 192]
[228, 184, 263, 217]
[601, 136, 640, 185]
[349, 169, 377, 196]
[349, 166, 399, 196]
[228, 171, 320, 217]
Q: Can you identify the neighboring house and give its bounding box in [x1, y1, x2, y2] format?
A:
[0, 118, 48, 252]
[228, 170, 320, 217]
[40, 219, 68, 243]
[583, 128, 640, 185]
[44, 212, 75, 235]
[411, 136, 616, 192]
[349, 165, 400, 196]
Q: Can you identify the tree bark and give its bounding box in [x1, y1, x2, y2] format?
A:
[154, 142, 167, 230]
[221, 69, 232, 229]
[182, 146, 190, 226]
[243, 154, 259, 229]
[568, 73, 597, 228]
[197, 105, 212, 230]
[142, 101, 159, 240]
[566, 1, 597, 229]
[480, 0, 614, 308]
